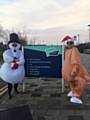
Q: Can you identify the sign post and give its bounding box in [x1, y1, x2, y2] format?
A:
[61, 45, 65, 93]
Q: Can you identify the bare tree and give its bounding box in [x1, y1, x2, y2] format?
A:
[18, 32, 27, 45]
[0, 25, 9, 45]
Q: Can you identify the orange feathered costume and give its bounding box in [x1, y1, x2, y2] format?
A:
[62, 47, 90, 98]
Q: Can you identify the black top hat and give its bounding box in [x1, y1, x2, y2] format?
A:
[8, 33, 21, 45]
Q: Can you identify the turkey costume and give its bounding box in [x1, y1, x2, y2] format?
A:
[62, 36, 90, 104]
[0, 33, 25, 99]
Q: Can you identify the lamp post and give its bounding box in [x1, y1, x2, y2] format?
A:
[88, 24, 90, 43]
[77, 34, 80, 44]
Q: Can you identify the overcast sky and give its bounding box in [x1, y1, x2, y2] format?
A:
[0, 0, 90, 30]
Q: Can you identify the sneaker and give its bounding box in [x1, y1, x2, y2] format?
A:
[70, 97, 83, 104]
[67, 91, 73, 97]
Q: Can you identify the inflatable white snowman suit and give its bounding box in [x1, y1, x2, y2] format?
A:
[0, 33, 25, 84]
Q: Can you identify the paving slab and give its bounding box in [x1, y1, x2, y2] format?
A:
[0, 78, 90, 120]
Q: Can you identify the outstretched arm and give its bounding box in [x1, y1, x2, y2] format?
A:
[3, 50, 13, 63]
[71, 47, 81, 77]
[16, 52, 25, 65]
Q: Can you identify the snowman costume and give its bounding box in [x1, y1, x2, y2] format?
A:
[0, 33, 25, 84]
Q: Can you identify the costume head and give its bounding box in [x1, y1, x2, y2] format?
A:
[62, 35, 74, 48]
[8, 33, 21, 52]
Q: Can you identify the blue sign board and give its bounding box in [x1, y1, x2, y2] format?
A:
[24, 45, 62, 78]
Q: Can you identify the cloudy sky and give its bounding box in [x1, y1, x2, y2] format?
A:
[0, 0, 90, 29]
[0, 0, 90, 43]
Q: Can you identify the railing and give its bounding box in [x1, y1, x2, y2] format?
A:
[0, 80, 8, 97]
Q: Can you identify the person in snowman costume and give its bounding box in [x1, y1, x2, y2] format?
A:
[0, 33, 25, 99]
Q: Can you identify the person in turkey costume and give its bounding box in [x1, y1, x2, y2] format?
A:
[0, 33, 25, 99]
[62, 36, 90, 104]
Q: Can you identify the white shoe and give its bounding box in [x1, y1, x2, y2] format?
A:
[67, 91, 73, 97]
[70, 97, 83, 104]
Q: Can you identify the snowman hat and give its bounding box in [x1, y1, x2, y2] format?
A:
[8, 33, 21, 45]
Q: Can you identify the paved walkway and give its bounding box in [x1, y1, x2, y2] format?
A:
[0, 78, 90, 120]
